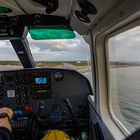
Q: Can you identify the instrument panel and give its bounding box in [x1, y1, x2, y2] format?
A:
[0, 68, 91, 134]
[0, 68, 92, 139]
[0, 69, 52, 110]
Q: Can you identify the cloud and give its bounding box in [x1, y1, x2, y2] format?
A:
[28, 32, 90, 61]
[0, 25, 139, 62]
[109, 26, 140, 61]
[0, 32, 91, 61]
[0, 40, 19, 60]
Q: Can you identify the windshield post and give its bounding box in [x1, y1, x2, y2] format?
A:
[10, 39, 36, 68]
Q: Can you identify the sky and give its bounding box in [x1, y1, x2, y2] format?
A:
[0, 32, 91, 61]
[28, 32, 91, 61]
[109, 25, 140, 62]
[0, 26, 140, 62]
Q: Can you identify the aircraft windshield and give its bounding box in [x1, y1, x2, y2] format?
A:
[27, 32, 93, 86]
[0, 40, 22, 70]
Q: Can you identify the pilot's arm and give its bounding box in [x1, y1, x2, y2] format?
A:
[0, 107, 13, 140]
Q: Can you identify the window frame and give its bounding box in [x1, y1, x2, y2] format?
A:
[106, 19, 140, 135]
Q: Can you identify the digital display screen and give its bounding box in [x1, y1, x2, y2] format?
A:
[37, 90, 48, 93]
[35, 77, 47, 84]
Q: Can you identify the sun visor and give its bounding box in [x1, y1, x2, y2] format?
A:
[29, 27, 75, 40]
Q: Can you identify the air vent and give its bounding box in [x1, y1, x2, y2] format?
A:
[75, 0, 97, 23]
[32, 0, 58, 14]
[0, 6, 12, 14]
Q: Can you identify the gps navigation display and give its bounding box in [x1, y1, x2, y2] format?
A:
[35, 77, 47, 84]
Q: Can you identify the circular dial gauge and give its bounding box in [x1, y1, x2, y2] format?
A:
[54, 71, 64, 81]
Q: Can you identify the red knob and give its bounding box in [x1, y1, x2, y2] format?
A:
[25, 106, 32, 112]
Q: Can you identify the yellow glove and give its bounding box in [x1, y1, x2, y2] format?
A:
[41, 130, 71, 140]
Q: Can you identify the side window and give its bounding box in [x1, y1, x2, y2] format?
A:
[108, 26, 140, 134]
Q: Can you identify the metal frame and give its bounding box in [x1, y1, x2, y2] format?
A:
[106, 18, 140, 136]
[89, 0, 140, 139]
[10, 39, 35, 68]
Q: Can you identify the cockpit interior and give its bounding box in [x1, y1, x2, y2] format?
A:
[0, 0, 139, 140]
[0, 1, 94, 139]
[0, 68, 91, 140]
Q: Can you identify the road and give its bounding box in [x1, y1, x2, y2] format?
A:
[81, 71, 93, 90]
[63, 63, 92, 82]
[84, 71, 92, 83]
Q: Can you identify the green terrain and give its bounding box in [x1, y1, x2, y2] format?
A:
[0, 61, 91, 67]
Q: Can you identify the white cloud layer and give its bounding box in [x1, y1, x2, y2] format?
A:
[28, 32, 91, 61]
[0, 32, 90, 61]
[0, 26, 140, 62]
[109, 26, 140, 61]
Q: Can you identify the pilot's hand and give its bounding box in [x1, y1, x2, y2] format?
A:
[0, 107, 13, 132]
[0, 107, 13, 119]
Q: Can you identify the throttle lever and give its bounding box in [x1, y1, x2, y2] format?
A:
[36, 100, 44, 119]
[64, 97, 74, 117]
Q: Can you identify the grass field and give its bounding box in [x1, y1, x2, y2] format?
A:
[0, 61, 91, 67]
[0, 61, 22, 66]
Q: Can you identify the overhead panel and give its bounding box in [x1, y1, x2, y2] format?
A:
[0, 14, 68, 40]
[0, 0, 24, 16]
[70, 0, 119, 34]
[15, 0, 72, 18]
